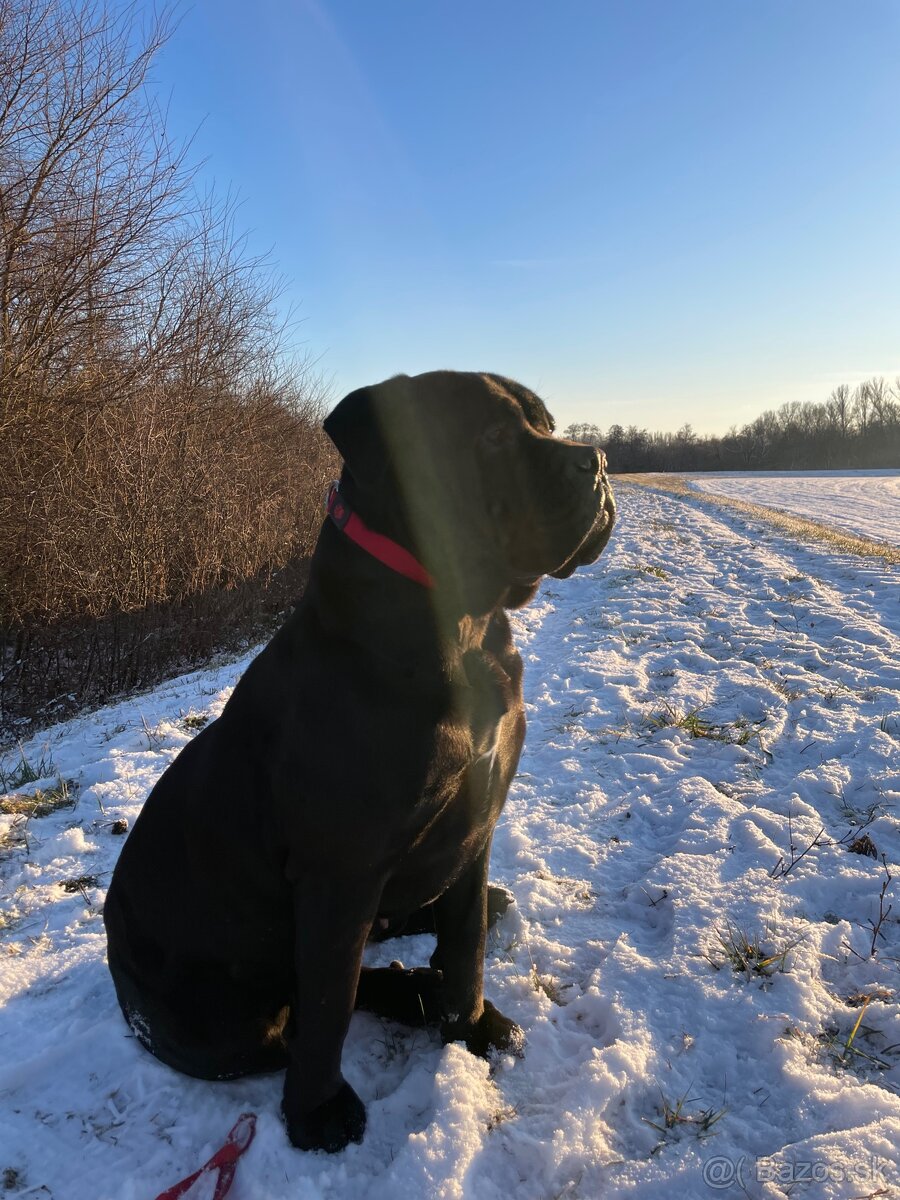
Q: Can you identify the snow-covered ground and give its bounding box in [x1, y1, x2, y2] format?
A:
[1, 482, 899, 1200]
[687, 470, 900, 547]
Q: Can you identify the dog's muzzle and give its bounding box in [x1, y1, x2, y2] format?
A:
[547, 474, 616, 579]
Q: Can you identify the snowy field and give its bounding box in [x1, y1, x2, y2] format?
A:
[1, 482, 899, 1199]
[687, 470, 900, 547]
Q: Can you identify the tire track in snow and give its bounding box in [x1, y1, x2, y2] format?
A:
[479, 483, 900, 1197]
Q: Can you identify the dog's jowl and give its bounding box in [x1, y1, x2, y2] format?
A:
[104, 370, 616, 1153]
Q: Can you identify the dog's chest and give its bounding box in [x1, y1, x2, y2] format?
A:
[425, 643, 517, 801]
[380, 647, 523, 914]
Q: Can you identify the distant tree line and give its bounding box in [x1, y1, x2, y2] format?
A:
[564, 378, 900, 473]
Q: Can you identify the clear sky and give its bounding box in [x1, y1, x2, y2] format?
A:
[150, 0, 900, 434]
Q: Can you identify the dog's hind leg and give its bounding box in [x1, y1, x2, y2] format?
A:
[355, 964, 444, 1025]
[108, 954, 291, 1080]
[368, 885, 515, 943]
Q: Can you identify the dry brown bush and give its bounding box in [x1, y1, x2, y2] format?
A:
[0, 1, 339, 734]
[2, 380, 336, 623]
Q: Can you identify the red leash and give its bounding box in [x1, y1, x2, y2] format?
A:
[154, 1113, 256, 1200]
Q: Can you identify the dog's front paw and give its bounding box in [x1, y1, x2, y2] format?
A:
[282, 1078, 366, 1153]
[442, 999, 525, 1058]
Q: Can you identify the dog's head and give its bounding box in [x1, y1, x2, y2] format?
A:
[324, 371, 616, 613]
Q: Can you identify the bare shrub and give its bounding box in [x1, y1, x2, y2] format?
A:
[0, 1, 339, 732]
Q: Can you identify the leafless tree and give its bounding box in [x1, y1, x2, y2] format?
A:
[851, 382, 870, 435]
[827, 384, 851, 438]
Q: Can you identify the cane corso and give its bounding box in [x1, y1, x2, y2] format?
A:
[104, 370, 616, 1152]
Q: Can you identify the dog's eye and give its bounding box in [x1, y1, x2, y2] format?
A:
[482, 424, 511, 450]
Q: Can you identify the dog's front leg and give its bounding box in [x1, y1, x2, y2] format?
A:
[431, 840, 524, 1057]
[282, 882, 376, 1153]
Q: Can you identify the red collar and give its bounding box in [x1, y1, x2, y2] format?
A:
[326, 483, 435, 590]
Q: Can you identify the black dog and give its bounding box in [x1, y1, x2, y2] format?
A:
[104, 371, 616, 1152]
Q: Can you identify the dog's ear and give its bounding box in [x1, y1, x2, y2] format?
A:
[323, 375, 414, 489]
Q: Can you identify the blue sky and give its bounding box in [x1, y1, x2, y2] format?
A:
[152, 0, 900, 434]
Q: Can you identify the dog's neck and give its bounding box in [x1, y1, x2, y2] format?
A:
[333, 472, 523, 621]
[323, 476, 522, 614]
[326, 483, 435, 590]
[304, 519, 502, 677]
